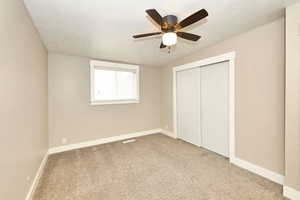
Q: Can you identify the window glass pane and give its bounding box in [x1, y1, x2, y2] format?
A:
[94, 70, 116, 100]
[94, 69, 137, 101]
[116, 71, 136, 99]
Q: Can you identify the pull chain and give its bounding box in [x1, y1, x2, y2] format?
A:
[168, 46, 171, 54]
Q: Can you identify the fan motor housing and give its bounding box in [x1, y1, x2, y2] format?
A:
[163, 15, 178, 25]
[162, 15, 178, 32]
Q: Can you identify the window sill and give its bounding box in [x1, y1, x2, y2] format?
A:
[90, 99, 139, 105]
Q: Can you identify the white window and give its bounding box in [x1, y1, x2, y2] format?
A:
[90, 60, 139, 105]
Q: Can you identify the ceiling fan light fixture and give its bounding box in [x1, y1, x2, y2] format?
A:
[162, 32, 177, 46]
[133, 9, 208, 49]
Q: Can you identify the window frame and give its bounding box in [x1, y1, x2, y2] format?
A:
[90, 60, 140, 105]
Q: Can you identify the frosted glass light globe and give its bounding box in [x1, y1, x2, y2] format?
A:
[162, 32, 177, 46]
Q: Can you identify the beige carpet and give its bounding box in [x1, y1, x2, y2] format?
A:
[33, 134, 285, 200]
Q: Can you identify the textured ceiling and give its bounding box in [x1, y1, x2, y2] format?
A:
[24, 0, 298, 67]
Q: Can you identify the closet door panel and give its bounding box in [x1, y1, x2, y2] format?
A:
[177, 68, 201, 146]
[200, 62, 229, 157]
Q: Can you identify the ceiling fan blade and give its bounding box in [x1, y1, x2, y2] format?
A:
[178, 9, 208, 29]
[133, 32, 162, 38]
[177, 32, 201, 41]
[146, 9, 163, 26]
[160, 42, 166, 48]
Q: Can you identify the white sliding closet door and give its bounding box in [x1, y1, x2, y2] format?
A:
[200, 62, 229, 157]
[176, 68, 201, 146]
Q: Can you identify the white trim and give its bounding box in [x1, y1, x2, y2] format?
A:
[160, 129, 177, 139]
[90, 100, 139, 105]
[283, 186, 300, 200]
[173, 52, 236, 162]
[173, 52, 236, 72]
[90, 60, 139, 70]
[25, 153, 48, 200]
[48, 129, 161, 154]
[90, 60, 140, 105]
[228, 58, 235, 161]
[231, 157, 284, 185]
[24, 129, 286, 200]
[173, 69, 178, 141]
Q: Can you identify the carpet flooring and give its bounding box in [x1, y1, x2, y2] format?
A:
[33, 134, 285, 200]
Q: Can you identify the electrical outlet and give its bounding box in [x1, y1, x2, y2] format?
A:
[62, 138, 67, 144]
[165, 125, 169, 130]
[26, 176, 31, 181]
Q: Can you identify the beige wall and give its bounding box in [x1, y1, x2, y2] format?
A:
[48, 53, 161, 147]
[0, 1, 48, 200]
[161, 18, 285, 175]
[0, 2, 289, 198]
[285, 2, 300, 191]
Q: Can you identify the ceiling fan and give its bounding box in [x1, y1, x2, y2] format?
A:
[133, 9, 208, 50]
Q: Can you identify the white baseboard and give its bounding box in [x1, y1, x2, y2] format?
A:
[284, 186, 300, 200]
[160, 129, 176, 139]
[25, 153, 48, 200]
[27, 131, 288, 200]
[231, 157, 284, 185]
[48, 129, 162, 154]
[160, 130, 285, 186]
